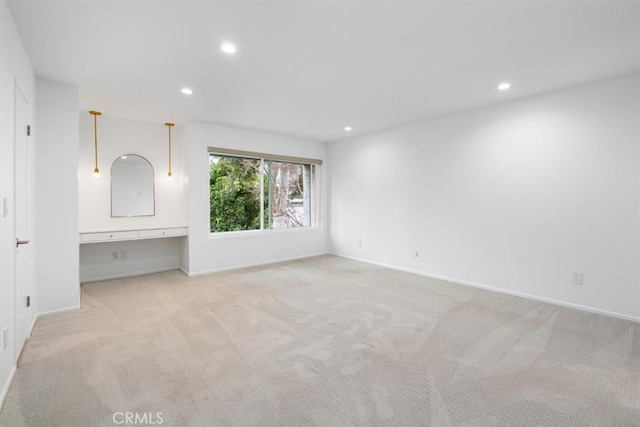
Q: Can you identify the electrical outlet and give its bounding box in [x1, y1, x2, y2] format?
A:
[111, 252, 119, 260]
[572, 271, 583, 285]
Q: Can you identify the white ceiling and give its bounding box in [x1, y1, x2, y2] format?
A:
[7, 0, 639, 142]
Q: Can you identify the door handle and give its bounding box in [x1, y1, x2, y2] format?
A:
[16, 238, 30, 248]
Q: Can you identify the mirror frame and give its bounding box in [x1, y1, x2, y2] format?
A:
[110, 154, 156, 218]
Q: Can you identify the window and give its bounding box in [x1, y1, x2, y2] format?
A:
[209, 149, 319, 233]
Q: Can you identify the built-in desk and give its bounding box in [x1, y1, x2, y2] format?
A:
[80, 227, 188, 244]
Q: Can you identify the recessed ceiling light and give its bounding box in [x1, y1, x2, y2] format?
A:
[344, 126, 352, 132]
[221, 43, 237, 54]
[498, 82, 511, 91]
[181, 87, 193, 95]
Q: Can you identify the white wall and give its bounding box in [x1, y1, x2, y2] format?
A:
[185, 122, 328, 275]
[80, 238, 181, 283]
[78, 115, 186, 232]
[329, 73, 640, 321]
[78, 116, 187, 282]
[0, 0, 36, 406]
[35, 79, 79, 314]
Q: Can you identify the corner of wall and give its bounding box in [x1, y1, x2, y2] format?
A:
[35, 78, 80, 314]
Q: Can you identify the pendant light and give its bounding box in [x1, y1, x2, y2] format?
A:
[89, 110, 102, 177]
[165, 122, 175, 179]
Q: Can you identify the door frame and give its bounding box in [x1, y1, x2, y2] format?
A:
[13, 82, 30, 360]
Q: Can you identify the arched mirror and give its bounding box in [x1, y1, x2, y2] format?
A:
[111, 154, 155, 217]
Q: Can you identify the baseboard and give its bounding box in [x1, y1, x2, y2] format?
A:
[28, 313, 38, 338]
[80, 266, 180, 284]
[185, 252, 330, 277]
[333, 253, 640, 323]
[37, 305, 80, 318]
[0, 366, 17, 411]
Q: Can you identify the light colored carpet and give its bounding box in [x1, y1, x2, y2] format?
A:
[0, 255, 638, 426]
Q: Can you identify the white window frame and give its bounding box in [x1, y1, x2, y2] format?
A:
[208, 148, 322, 235]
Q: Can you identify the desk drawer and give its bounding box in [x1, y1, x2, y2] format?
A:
[138, 227, 188, 239]
[80, 231, 139, 243]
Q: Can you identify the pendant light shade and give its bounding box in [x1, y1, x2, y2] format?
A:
[89, 110, 102, 177]
[165, 122, 175, 179]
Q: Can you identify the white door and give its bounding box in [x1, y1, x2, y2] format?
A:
[14, 84, 30, 359]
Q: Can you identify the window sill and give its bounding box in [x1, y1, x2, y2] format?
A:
[208, 226, 322, 240]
